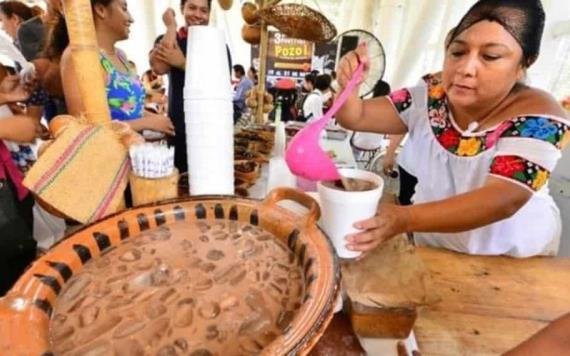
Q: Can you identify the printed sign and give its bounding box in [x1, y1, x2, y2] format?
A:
[252, 31, 314, 82]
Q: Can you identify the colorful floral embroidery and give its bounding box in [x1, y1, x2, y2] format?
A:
[500, 116, 570, 149]
[561, 130, 570, 149]
[438, 128, 461, 150]
[423, 74, 570, 157]
[457, 137, 482, 157]
[490, 155, 550, 191]
[428, 84, 445, 100]
[425, 77, 488, 156]
[389, 88, 412, 113]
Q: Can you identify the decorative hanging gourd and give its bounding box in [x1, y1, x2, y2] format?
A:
[217, 0, 233, 10]
[241, 2, 261, 45]
[245, 85, 274, 114]
[242, 2, 259, 24]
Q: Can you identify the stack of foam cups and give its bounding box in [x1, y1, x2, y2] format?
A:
[184, 26, 234, 195]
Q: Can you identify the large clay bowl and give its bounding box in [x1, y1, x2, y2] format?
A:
[0, 188, 340, 355]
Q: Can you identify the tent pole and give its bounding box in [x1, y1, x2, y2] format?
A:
[62, 0, 111, 124]
[255, 0, 269, 124]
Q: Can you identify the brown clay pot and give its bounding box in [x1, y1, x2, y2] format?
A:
[0, 188, 340, 355]
[242, 24, 261, 45]
[241, 2, 259, 25]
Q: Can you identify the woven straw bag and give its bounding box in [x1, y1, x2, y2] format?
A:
[23, 117, 132, 224]
[258, 4, 337, 42]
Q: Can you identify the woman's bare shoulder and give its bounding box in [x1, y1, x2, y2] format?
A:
[512, 86, 567, 119]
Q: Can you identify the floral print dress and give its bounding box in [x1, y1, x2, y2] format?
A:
[100, 50, 145, 121]
[388, 74, 570, 257]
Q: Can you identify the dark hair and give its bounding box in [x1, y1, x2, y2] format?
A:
[233, 64, 245, 76]
[448, 0, 545, 67]
[304, 73, 315, 86]
[372, 79, 391, 97]
[44, 13, 69, 59]
[91, 0, 113, 7]
[181, 0, 212, 10]
[315, 74, 331, 91]
[248, 66, 257, 75]
[0, 1, 33, 22]
[44, 0, 113, 59]
[31, 5, 44, 17]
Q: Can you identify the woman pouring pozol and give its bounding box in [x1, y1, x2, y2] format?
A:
[335, 0, 569, 257]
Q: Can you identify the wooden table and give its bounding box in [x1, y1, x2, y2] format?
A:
[415, 247, 570, 355]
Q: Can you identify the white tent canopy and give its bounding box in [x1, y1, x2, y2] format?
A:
[120, 0, 570, 94]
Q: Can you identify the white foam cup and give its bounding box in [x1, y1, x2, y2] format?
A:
[184, 26, 232, 100]
[317, 169, 384, 259]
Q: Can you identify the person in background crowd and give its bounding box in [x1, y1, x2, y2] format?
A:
[0, 2, 44, 171]
[233, 64, 253, 123]
[142, 68, 164, 92]
[0, 1, 33, 42]
[247, 66, 258, 85]
[150, 0, 232, 174]
[303, 74, 331, 123]
[16, 0, 53, 61]
[127, 59, 137, 74]
[294, 73, 315, 121]
[350, 79, 391, 172]
[302, 73, 315, 94]
[30, 5, 44, 18]
[336, 0, 569, 257]
[60, 0, 174, 135]
[144, 88, 167, 115]
[11, 0, 68, 135]
[0, 72, 37, 295]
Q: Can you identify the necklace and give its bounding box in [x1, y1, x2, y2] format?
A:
[465, 121, 480, 134]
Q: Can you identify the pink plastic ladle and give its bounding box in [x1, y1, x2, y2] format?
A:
[285, 61, 364, 181]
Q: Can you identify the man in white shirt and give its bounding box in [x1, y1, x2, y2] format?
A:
[303, 74, 332, 122]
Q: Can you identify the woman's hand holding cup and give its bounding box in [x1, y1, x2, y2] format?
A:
[346, 204, 411, 254]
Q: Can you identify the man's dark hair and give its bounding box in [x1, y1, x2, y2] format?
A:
[0, 1, 33, 22]
[304, 73, 315, 87]
[315, 74, 331, 91]
[181, 0, 212, 10]
[233, 64, 245, 76]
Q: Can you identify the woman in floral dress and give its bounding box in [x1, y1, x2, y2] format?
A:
[335, 0, 569, 257]
[60, 0, 174, 135]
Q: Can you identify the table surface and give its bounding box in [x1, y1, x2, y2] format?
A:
[414, 247, 570, 355]
[251, 131, 570, 354]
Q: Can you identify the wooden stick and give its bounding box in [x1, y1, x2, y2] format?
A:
[62, 0, 111, 125]
[255, 0, 269, 124]
[340, 176, 355, 191]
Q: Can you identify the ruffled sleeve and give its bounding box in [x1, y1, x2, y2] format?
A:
[488, 115, 570, 192]
[386, 81, 428, 131]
